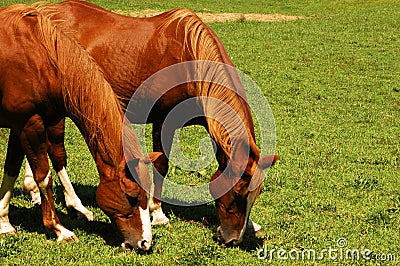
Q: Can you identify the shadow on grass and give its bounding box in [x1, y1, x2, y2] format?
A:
[161, 201, 265, 252]
[162, 202, 219, 227]
[10, 186, 264, 251]
[9, 186, 123, 248]
[8, 204, 123, 247]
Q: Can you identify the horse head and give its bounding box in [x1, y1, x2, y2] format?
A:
[209, 140, 278, 246]
[96, 152, 161, 252]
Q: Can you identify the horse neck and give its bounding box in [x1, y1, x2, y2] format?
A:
[33, 5, 125, 169]
[163, 10, 258, 159]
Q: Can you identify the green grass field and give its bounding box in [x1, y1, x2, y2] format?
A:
[0, 0, 399, 265]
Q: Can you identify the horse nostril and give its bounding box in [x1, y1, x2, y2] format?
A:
[224, 239, 237, 247]
[139, 240, 151, 251]
[121, 242, 134, 252]
[217, 227, 222, 240]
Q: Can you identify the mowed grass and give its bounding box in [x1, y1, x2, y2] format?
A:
[0, 0, 399, 265]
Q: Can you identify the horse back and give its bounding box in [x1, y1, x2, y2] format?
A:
[49, 1, 193, 111]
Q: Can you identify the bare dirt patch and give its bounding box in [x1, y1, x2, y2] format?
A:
[115, 9, 305, 23]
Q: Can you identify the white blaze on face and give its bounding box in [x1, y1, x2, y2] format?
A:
[237, 167, 263, 243]
[237, 188, 258, 243]
[137, 161, 152, 250]
[139, 206, 152, 249]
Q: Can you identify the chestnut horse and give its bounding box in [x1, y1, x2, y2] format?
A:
[0, 4, 154, 251]
[23, 0, 278, 245]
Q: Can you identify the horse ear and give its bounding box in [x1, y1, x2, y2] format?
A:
[229, 139, 250, 177]
[142, 152, 163, 164]
[258, 154, 279, 169]
[121, 159, 141, 197]
[250, 141, 260, 161]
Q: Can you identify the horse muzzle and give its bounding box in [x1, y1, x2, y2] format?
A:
[121, 238, 152, 252]
[217, 226, 243, 247]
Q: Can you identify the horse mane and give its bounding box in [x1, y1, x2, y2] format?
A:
[160, 9, 258, 159]
[1, 3, 139, 167]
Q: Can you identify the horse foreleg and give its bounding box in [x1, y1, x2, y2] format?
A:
[149, 123, 173, 225]
[20, 115, 77, 242]
[46, 121, 93, 221]
[57, 167, 93, 221]
[0, 130, 24, 235]
[37, 171, 77, 242]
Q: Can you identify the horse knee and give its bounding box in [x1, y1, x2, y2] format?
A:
[37, 172, 52, 194]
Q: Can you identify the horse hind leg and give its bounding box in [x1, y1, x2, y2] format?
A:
[149, 123, 173, 226]
[0, 130, 24, 235]
[57, 167, 93, 221]
[0, 172, 18, 235]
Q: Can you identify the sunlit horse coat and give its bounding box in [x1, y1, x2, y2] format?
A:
[0, 4, 155, 251]
[23, 0, 278, 245]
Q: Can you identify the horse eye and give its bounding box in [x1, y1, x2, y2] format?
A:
[234, 189, 243, 199]
[227, 208, 236, 214]
[126, 195, 138, 206]
[226, 206, 239, 217]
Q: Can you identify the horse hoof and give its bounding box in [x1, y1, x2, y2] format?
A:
[0, 230, 17, 236]
[0, 223, 17, 236]
[57, 233, 79, 243]
[247, 219, 262, 232]
[151, 216, 170, 226]
[77, 210, 94, 221]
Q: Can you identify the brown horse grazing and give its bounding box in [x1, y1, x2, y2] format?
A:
[22, 0, 278, 246]
[0, 4, 155, 251]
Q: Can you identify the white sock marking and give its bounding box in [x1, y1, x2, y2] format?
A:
[58, 167, 93, 221]
[149, 197, 169, 225]
[0, 173, 18, 234]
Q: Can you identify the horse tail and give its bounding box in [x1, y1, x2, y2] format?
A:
[8, 4, 124, 166]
